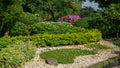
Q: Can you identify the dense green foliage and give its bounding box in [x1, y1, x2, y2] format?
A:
[73, 17, 91, 28]
[0, 0, 82, 36]
[88, 14, 118, 37]
[11, 22, 29, 36]
[29, 22, 75, 35]
[0, 42, 36, 68]
[113, 38, 120, 47]
[0, 29, 102, 48]
[40, 48, 97, 64]
[89, 0, 120, 7]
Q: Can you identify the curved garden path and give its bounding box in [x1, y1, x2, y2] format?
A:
[22, 40, 120, 68]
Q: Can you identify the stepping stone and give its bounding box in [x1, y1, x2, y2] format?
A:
[45, 58, 58, 66]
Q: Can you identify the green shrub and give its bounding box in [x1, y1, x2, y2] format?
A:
[30, 29, 102, 47]
[40, 48, 97, 64]
[0, 42, 36, 68]
[29, 22, 75, 35]
[0, 29, 102, 48]
[0, 36, 15, 50]
[73, 17, 91, 28]
[19, 12, 42, 25]
[89, 14, 118, 37]
[11, 22, 29, 36]
[113, 38, 120, 47]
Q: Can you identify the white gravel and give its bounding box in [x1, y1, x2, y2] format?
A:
[22, 40, 120, 68]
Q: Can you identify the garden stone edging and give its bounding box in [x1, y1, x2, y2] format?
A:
[22, 40, 120, 68]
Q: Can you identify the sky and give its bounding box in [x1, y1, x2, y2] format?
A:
[82, 0, 102, 10]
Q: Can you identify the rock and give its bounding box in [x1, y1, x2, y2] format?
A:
[45, 58, 58, 66]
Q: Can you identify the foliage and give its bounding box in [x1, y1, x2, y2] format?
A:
[0, 36, 14, 50]
[73, 17, 91, 28]
[89, 0, 120, 8]
[86, 43, 110, 49]
[29, 22, 75, 35]
[22, 0, 82, 21]
[80, 7, 97, 17]
[88, 13, 118, 37]
[18, 12, 42, 25]
[0, 0, 23, 36]
[57, 14, 85, 24]
[40, 48, 97, 64]
[11, 22, 29, 36]
[0, 42, 36, 68]
[0, 29, 102, 48]
[104, 4, 120, 37]
[113, 38, 120, 47]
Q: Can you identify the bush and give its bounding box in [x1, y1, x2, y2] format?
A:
[88, 14, 118, 37]
[0, 42, 36, 68]
[0, 36, 15, 50]
[0, 29, 102, 48]
[11, 22, 29, 36]
[73, 17, 91, 28]
[113, 38, 120, 47]
[19, 12, 42, 25]
[29, 22, 75, 35]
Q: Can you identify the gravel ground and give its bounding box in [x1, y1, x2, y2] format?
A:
[22, 40, 120, 68]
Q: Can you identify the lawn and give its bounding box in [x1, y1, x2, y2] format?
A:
[40, 48, 97, 64]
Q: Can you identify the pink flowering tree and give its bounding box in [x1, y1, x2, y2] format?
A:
[57, 14, 85, 24]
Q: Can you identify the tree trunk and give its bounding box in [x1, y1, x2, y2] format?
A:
[46, 0, 56, 21]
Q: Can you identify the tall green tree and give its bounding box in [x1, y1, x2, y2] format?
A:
[89, 0, 120, 7]
[22, 0, 82, 21]
[0, 0, 23, 36]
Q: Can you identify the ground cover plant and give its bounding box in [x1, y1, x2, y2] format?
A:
[0, 42, 36, 68]
[86, 43, 110, 50]
[40, 48, 97, 64]
[113, 38, 120, 47]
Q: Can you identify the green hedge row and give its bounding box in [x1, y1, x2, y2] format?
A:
[0, 29, 102, 48]
[0, 42, 36, 68]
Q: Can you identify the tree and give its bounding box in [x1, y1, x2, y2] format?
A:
[89, 0, 120, 7]
[22, 0, 82, 21]
[0, 0, 23, 36]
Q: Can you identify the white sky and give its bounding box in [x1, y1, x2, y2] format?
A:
[82, 0, 102, 10]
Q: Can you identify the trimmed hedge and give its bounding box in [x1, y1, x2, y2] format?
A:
[0, 29, 102, 48]
[0, 42, 36, 68]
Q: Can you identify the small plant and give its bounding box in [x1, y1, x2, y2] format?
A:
[40, 48, 97, 64]
[86, 43, 110, 49]
[113, 38, 120, 47]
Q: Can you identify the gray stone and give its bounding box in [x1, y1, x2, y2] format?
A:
[45, 58, 58, 66]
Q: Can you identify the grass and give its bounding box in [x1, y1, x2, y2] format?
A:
[86, 43, 110, 49]
[40, 48, 97, 64]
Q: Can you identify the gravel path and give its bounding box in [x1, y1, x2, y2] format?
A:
[22, 40, 120, 68]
